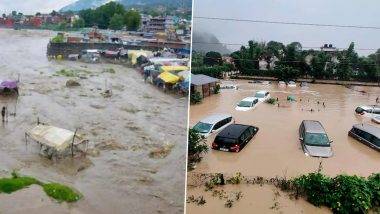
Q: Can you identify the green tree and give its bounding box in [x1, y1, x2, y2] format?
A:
[109, 13, 124, 30]
[187, 128, 208, 169]
[72, 18, 85, 29]
[124, 9, 141, 31]
[79, 2, 126, 29]
[204, 51, 223, 66]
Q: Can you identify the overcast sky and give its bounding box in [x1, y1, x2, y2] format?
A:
[0, 0, 76, 14]
[193, 0, 380, 55]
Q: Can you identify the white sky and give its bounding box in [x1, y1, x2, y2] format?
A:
[0, 0, 77, 14]
[193, 0, 380, 55]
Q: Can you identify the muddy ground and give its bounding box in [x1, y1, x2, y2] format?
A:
[187, 79, 380, 213]
[0, 29, 187, 214]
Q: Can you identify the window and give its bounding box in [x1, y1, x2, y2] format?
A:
[304, 133, 330, 146]
[238, 100, 253, 107]
[193, 122, 212, 134]
[213, 121, 223, 130]
[373, 137, 380, 147]
[226, 117, 232, 123]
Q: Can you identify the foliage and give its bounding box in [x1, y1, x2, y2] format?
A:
[293, 172, 332, 206]
[204, 51, 223, 66]
[229, 40, 380, 82]
[329, 175, 372, 213]
[124, 9, 141, 31]
[79, 2, 126, 29]
[0, 176, 40, 193]
[213, 84, 220, 94]
[265, 97, 277, 105]
[43, 183, 82, 203]
[72, 18, 85, 28]
[226, 172, 244, 185]
[109, 13, 125, 30]
[51, 34, 64, 43]
[190, 91, 202, 104]
[191, 65, 231, 78]
[368, 173, 380, 207]
[187, 128, 208, 170]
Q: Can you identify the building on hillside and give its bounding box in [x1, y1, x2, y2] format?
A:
[191, 74, 219, 98]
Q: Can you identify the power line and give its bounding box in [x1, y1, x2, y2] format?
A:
[193, 16, 380, 30]
[192, 41, 379, 51]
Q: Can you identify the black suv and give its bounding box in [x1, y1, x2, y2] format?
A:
[212, 124, 259, 152]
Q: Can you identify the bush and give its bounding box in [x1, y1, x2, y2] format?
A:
[190, 91, 202, 104]
[51, 34, 64, 43]
[329, 175, 372, 213]
[43, 183, 82, 202]
[213, 84, 220, 94]
[293, 172, 332, 206]
[368, 173, 380, 207]
[265, 97, 277, 105]
[187, 129, 208, 170]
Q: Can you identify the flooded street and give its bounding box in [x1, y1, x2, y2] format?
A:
[187, 79, 380, 213]
[0, 29, 187, 214]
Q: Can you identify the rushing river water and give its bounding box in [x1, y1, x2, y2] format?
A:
[187, 79, 380, 213]
[0, 29, 187, 214]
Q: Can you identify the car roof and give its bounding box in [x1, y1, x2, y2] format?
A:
[358, 105, 380, 110]
[199, 114, 232, 124]
[256, 90, 268, 94]
[217, 124, 250, 139]
[353, 123, 380, 139]
[241, 97, 257, 102]
[303, 120, 326, 134]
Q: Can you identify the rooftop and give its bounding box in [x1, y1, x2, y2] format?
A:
[191, 74, 218, 86]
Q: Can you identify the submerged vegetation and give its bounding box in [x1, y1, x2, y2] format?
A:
[187, 129, 208, 170]
[0, 171, 82, 203]
[193, 164, 380, 213]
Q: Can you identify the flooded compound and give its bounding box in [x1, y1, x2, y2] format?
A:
[187, 79, 380, 213]
[0, 29, 187, 214]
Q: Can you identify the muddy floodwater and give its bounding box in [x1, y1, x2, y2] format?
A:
[0, 29, 187, 214]
[187, 79, 380, 213]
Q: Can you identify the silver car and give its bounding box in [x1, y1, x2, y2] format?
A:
[299, 120, 333, 158]
[193, 114, 234, 138]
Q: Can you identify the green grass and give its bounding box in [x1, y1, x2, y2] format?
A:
[0, 176, 40, 193]
[0, 172, 82, 203]
[43, 183, 82, 202]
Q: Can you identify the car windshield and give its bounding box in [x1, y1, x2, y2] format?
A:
[238, 100, 252, 107]
[305, 133, 330, 146]
[255, 92, 265, 98]
[193, 122, 213, 134]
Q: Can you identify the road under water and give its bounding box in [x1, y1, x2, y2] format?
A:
[0, 29, 187, 214]
[187, 79, 380, 213]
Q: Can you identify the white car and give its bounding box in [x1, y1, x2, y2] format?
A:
[355, 105, 380, 117]
[287, 81, 297, 87]
[192, 114, 234, 138]
[235, 97, 259, 111]
[278, 81, 286, 87]
[261, 81, 270, 85]
[254, 90, 271, 102]
[372, 115, 380, 124]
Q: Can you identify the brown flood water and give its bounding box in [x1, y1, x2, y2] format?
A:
[0, 29, 187, 214]
[187, 79, 380, 213]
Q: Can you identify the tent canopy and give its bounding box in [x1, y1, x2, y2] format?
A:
[26, 125, 79, 152]
[158, 72, 180, 84]
[159, 66, 189, 73]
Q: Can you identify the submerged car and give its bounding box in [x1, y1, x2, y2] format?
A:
[372, 115, 380, 124]
[355, 105, 380, 117]
[299, 120, 333, 158]
[254, 90, 271, 102]
[349, 123, 380, 151]
[212, 124, 259, 152]
[287, 81, 297, 87]
[193, 114, 234, 138]
[278, 81, 286, 87]
[235, 97, 259, 111]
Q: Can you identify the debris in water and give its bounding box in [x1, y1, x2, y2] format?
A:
[95, 139, 126, 150]
[149, 143, 174, 159]
[66, 79, 80, 87]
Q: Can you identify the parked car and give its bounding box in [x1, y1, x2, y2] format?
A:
[348, 123, 380, 151]
[212, 124, 259, 152]
[300, 82, 309, 87]
[299, 120, 333, 157]
[254, 90, 271, 102]
[235, 97, 259, 111]
[372, 115, 380, 124]
[287, 81, 297, 87]
[355, 105, 380, 117]
[261, 81, 270, 85]
[193, 114, 234, 138]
